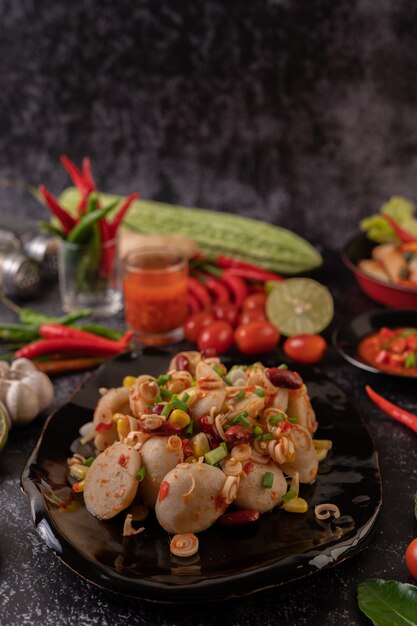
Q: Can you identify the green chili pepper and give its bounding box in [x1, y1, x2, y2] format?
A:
[0, 324, 39, 343]
[77, 324, 122, 340]
[67, 200, 119, 243]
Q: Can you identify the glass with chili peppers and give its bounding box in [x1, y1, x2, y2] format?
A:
[58, 236, 122, 317]
[122, 247, 188, 345]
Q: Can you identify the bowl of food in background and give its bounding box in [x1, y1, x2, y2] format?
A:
[342, 196, 417, 308]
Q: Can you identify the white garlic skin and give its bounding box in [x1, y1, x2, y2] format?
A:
[6, 380, 40, 426]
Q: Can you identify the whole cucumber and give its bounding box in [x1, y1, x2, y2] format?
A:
[60, 188, 322, 274]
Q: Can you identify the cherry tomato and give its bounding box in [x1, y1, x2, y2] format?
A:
[212, 302, 239, 327]
[238, 309, 266, 325]
[406, 538, 417, 578]
[242, 292, 267, 311]
[197, 321, 234, 353]
[235, 320, 280, 355]
[283, 335, 327, 364]
[184, 311, 215, 343]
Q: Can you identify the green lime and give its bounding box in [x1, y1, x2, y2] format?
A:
[266, 278, 334, 337]
[0, 401, 10, 451]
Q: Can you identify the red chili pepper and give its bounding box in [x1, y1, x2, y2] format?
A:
[95, 421, 113, 432]
[15, 331, 133, 360]
[365, 385, 417, 434]
[196, 272, 230, 302]
[218, 509, 260, 527]
[181, 438, 194, 457]
[98, 218, 115, 277]
[159, 481, 170, 502]
[39, 324, 133, 349]
[187, 277, 212, 308]
[215, 255, 285, 282]
[108, 193, 140, 237]
[175, 353, 190, 371]
[82, 157, 96, 192]
[39, 185, 77, 235]
[60, 155, 96, 196]
[383, 214, 417, 244]
[187, 290, 201, 314]
[221, 270, 248, 307]
[220, 266, 285, 283]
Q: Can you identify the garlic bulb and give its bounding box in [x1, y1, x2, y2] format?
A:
[6, 380, 40, 426]
[21, 371, 54, 412]
[10, 358, 38, 375]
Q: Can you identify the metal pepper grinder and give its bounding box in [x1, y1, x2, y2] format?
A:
[0, 240, 41, 298]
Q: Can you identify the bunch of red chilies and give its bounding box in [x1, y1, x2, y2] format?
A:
[40, 155, 139, 275]
[186, 254, 284, 313]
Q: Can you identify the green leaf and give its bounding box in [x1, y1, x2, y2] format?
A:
[360, 196, 417, 243]
[380, 196, 415, 223]
[357, 579, 417, 626]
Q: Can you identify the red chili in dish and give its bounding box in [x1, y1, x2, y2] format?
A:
[357, 326, 417, 376]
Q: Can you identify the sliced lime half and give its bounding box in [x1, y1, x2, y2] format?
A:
[0, 401, 10, 451]
[266, 278, 334, 337]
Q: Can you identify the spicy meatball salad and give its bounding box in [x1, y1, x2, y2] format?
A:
[68, 351, 332, 557]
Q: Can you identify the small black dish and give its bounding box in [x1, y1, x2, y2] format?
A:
[21, 350, 382, 603]
[333, 309, 417, 377]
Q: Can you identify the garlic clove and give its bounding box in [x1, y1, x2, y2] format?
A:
[0, 361, 10, 379]
[6, 380, 40, 426]
[10, 358, 38, 375]
[21, 371, 54, 412]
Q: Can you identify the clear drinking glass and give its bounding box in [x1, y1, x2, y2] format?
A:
[58, 236, 122, 317]
[122, 246, 188, 345]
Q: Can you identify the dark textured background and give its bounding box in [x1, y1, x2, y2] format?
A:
[2, 0, 417, 247]
[1, 1, 417, 625]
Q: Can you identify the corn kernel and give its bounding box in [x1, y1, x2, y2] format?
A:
[117, 416, 131, 439]
[112, 412, 125, 423]
[191, 432, 210, 458]
[169, 409, 190, 428]
[313, 439, 333, 450]
[282, 496, 308, 514]
[123, 376, 137, 388]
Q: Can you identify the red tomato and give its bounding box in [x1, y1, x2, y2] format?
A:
[212, 302, 239, 327]
[235, 320, 280, 355]
[197, 321, 234, 353]
[238, 309, 266, 325]
[406, 538, 417, 578]
[242, 292, 267, 311]
[184, 311, 215, 343]
[283, 335, 327, 364]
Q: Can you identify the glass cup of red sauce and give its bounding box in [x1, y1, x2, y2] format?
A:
[122, 246, 188, 345]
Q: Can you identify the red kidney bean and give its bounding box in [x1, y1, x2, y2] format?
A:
[175, 354, 189, 371]
[218, 509, 260, 527]
[265, 368, 303, 389]
[224, 425, 253, 444]
[199, 415, 222, 445]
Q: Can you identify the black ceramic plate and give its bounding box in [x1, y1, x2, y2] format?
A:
[333, 309, 417, 377]
[21, 350, 381, 603]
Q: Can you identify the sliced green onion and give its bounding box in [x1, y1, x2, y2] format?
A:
[269, 414, 285, 426]
[254, 388, 266, 397]
[220, 441, 228, 453]
[83, 456, 95, 467]
[288, 417, 298, 424]
[223, 375, 232, 386]
[213, 365, 224, 377]
[171, 395, 189, 411]
[185, 420, 194, 435]
[181, 392, 190, 403]
[278, 363, 288, 370]
[160, 387, 173, 400]
[153, 394, 162, 404]
[263, 471, 274, 488]
[405, 353, 417, 369]
[400, 328, 417, 337]
[158, 374, 172, 385]
[205, 445, 228, 465]
[136, 466, 146, 481]
[253, 425, 264, 437]
[282, 488, 297, 503]
[231, 411, 249, 425]
[161, 403, 171, 417]
[261, 433, 273, 441]
[235, 390, 246, 402]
